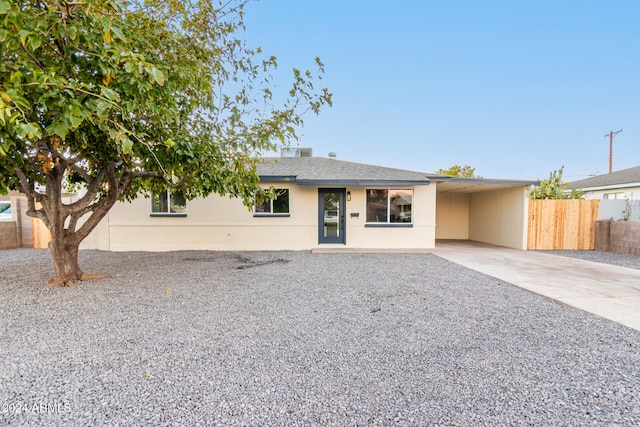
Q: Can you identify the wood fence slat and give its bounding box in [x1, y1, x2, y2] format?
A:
[527, 199, 599, 250]
[32, 218, 51, 249]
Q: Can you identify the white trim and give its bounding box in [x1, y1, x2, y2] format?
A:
[579, 182, 640, 191]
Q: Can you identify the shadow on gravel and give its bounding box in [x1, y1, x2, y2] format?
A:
[182, 253, 291, 269]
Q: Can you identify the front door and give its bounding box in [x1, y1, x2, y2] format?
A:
[318, 189, 346, 244]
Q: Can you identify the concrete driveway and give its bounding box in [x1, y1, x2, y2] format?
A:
[433, 240, 640, 332]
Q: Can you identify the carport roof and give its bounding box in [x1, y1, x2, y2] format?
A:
[257, 157, 436, 186]
[433, 177, 539, 193]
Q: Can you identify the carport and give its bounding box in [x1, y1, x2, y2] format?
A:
[434, 177, 538, 250]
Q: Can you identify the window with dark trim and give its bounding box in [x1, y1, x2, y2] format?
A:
[151, 190, 187, 216]
[366, 188, 412, 224]
[603, 192, 624, 199]
[254, 189, 290, 216]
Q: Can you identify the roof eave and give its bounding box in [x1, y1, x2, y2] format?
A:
[258, 175, 298, 182]
[296, 179, 431, 186]
[433, 177, 540, 186]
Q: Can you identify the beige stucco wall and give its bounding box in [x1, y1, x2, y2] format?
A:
[83, 183, 437, 251]
[468, 187, 530, 250]
[435, 192, 469, 239]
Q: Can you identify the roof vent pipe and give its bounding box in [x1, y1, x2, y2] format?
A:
[328, 152, 337, 159]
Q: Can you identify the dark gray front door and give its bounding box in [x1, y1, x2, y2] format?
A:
[318, 189, 345, 244]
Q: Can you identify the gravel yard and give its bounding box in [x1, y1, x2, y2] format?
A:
[542, 250, 640, 270]
[1, 248, 639, 426]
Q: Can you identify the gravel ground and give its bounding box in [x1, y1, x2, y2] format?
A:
[1, 249, 639, 426]
[542, 250, 640, 270]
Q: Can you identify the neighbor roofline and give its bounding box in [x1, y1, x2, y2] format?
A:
[574, 182, 640, 191]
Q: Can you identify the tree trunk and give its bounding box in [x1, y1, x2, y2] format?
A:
[47, 239, 106, 287]
[22, 162, 125, 287]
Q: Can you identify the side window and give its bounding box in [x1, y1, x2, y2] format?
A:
[151, 190, 187, 215]
[603, 192, 623, 200]
[254, 189, 290, 216]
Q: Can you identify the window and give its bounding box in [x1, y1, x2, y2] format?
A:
[366, 189, 412, 224]
[603, 192, 624, 199]
[254, 189, 290, 216]
[0, 201, 11, 222]
[151, 190, 186, 216]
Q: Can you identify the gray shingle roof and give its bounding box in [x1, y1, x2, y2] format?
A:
[257, 157, 436, 186]
[567, 166, 640, 189]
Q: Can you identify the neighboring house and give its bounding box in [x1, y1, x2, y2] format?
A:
[78, 151, 538, 251]
[567, 166, 640, 200]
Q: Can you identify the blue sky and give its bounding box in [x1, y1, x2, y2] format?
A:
[242, 1, 639, 180]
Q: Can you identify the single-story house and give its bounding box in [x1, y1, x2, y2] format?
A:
[80, 150, 538, 251]
[567, 166, 640, 200]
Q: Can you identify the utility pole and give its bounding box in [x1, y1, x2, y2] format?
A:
[604, 129, 623, 173]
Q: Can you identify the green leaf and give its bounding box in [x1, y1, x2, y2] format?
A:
[164, 139, 175, 148]
[69, 113, 84, 129]
[20, 122, 42, 139]
[101, 88, 120, 102]
[47, 120, 69, 139]
[116, 133, 133, 153]
[18, 30, 31, 46]
[28, 33, 42, 51]
[67, 25, 77, 41]
[94, 100, 111, 118]
[10, 72, 22, 84]
[111, 25, 125, 42]
[0, 0, 10, 14]
[151, 67, 165, 86]
[103, 29, 112, 45]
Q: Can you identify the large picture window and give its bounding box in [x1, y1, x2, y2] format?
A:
[254, 189, 290, 216]
[366, 189, 412, 224]
[151, 190, 186, 216]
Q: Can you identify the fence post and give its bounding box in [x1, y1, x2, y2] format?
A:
[595, 220, 611, 252]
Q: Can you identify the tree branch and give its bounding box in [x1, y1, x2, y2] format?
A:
[19, 82, 121, 109]
[69, 162, 119, 245]
[65, 167, 107, 212]
[20, 40, 46, 70]
[12, 162, 43, 203]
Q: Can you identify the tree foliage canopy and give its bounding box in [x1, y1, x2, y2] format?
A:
[436, 164, 481, 178]
[529, 166, 584, 200]
[0, 0, 331, 285]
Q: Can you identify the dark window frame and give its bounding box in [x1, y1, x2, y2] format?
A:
[150, 190, 187, 217]
[254, 188, 291, 217]
[365, 188, 413, 226]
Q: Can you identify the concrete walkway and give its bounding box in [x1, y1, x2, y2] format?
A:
[433, 241, 640, 332]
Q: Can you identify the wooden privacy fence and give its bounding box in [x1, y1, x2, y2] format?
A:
[32, 218, 51, 249]
[527, 199, 600, 250]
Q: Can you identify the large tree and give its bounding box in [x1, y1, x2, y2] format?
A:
[0, 0, 331, 286]
[436, 164, 482, 178]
